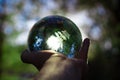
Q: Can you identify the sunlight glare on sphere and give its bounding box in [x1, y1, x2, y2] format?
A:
[28, 15, 82, 58]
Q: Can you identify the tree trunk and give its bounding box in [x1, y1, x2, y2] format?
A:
[0, 0, 6, 75]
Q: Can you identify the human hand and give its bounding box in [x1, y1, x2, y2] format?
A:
[21, 38, 90, 80]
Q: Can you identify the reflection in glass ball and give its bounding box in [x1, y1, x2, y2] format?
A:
[28, 15, 82, 58]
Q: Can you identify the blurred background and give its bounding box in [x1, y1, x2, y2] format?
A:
[0, 0, 120, 80]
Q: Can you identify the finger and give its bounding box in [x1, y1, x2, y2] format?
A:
[21, 49, 32, 63]
[21, 49, 55, 70]
[75, 38, 90, 62]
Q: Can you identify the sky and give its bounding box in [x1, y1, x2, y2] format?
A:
[1, 0, 102, 45]
[14, 10, 94, 45]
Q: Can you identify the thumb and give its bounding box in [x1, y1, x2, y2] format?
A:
[21, 49, 55, 70]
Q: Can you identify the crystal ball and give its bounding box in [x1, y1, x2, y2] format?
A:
[28, 15, 82, 58]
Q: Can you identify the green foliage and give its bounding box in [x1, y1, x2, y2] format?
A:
[1, 41, 37, 80]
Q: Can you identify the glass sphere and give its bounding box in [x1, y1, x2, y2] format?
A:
[28, 15, 82, 58]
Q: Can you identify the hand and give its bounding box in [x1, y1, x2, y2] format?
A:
[21, 38, 90, 80]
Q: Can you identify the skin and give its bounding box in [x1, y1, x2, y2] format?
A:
[21, 38, 90, 80]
